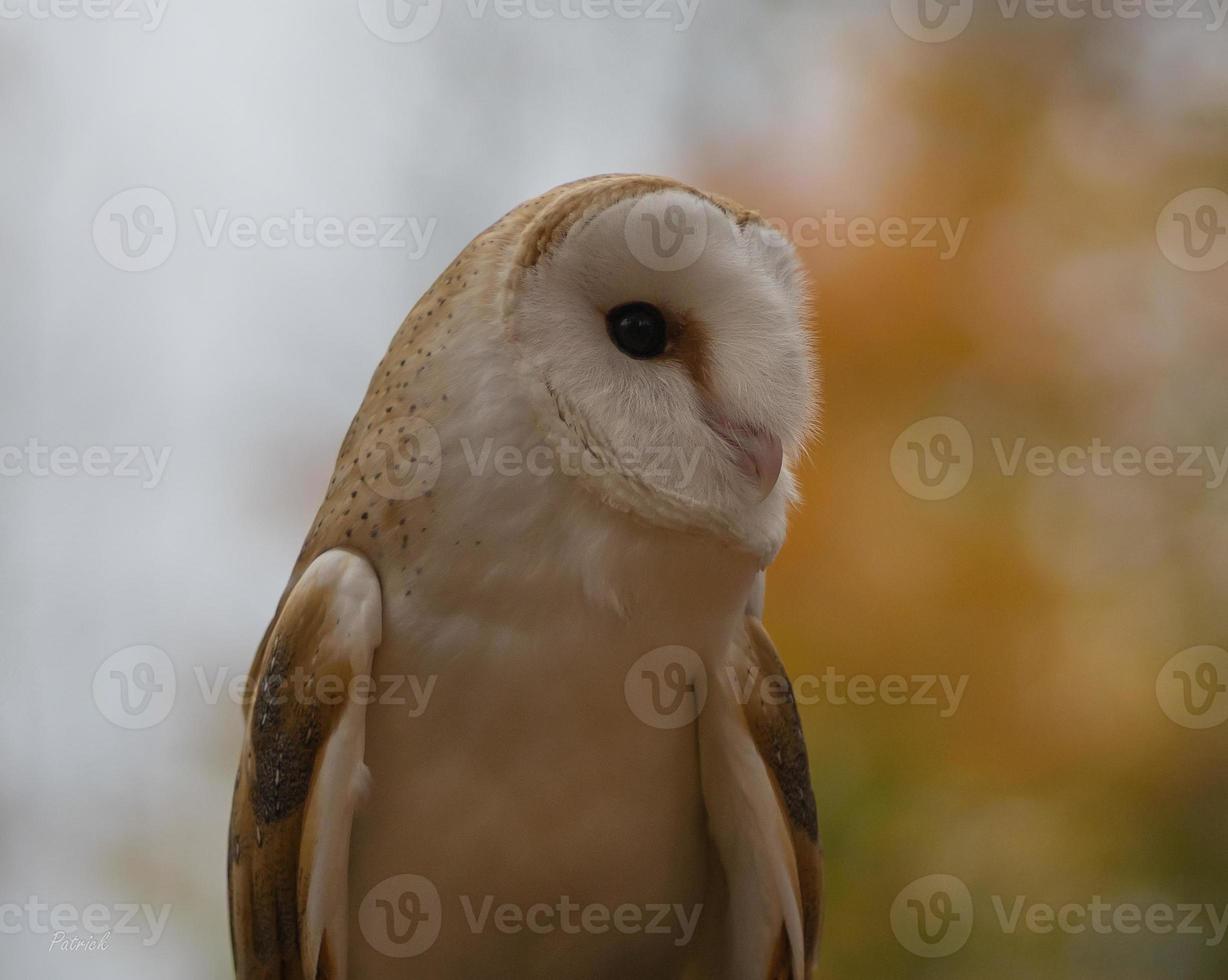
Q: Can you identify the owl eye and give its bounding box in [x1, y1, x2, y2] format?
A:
[606, 302, 669, 360]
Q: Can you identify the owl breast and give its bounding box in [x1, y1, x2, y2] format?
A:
[344, 475, 758, 979]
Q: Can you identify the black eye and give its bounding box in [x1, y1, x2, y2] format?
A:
[606, 302, 669, 360]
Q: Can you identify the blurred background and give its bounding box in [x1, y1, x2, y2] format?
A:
[2, 0, 1227, 975]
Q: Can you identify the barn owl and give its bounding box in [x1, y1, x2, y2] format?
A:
[228, 174, 821, 979]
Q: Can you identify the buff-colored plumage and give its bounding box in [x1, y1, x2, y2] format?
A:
[229, 175, 821, 979]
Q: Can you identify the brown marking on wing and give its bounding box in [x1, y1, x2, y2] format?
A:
[740, 616, 823, 975]
[229, 579, 354, 979]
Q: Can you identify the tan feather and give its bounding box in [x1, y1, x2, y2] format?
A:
[698, 616, 822, 979]
[229, 549, 382, 980]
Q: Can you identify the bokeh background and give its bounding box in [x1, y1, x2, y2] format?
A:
[3, 0, 1227, 976]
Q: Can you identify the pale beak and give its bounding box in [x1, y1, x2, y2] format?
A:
[708, 416, 784, 501]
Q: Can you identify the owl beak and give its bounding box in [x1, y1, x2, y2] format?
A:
[708, 417, 784, 501]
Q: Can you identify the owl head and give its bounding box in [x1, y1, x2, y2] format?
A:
[499, 175, 818, 566]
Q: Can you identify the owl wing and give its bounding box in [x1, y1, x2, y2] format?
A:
[229, 549, 383, 980]
[698, 615, 822, 980]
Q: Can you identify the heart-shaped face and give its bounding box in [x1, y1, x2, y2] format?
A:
[507, 180, 818, 563]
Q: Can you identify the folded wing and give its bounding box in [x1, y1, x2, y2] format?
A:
[229, 549, 382, 980]
[698, 616, 822, 979]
